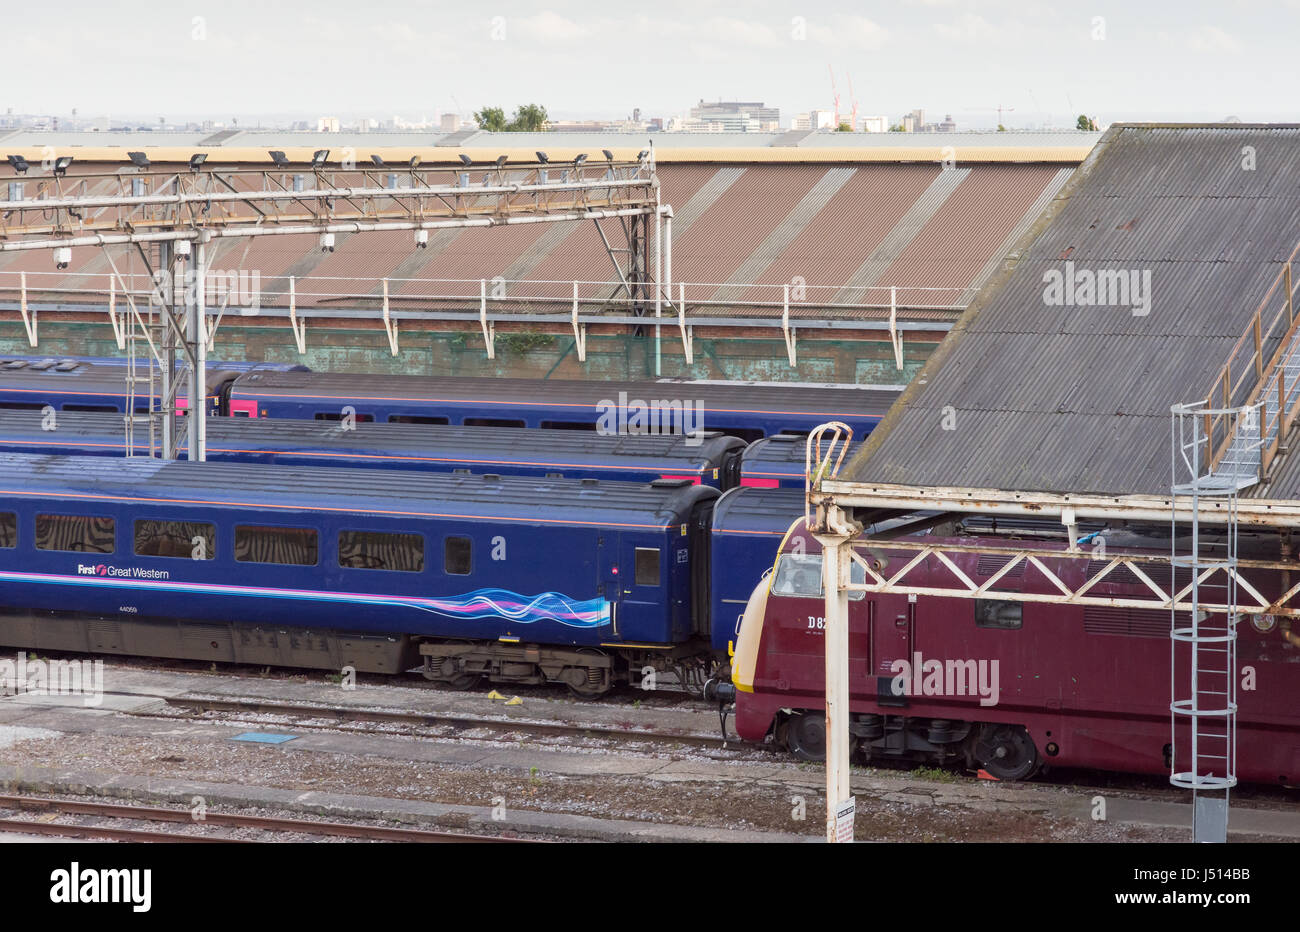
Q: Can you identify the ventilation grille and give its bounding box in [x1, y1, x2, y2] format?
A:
[977, 554, 1024, 578]
[1083, 606, 1186, 638]
[1085, 560, 1194, 592]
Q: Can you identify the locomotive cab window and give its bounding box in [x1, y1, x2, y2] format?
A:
[975, 599, 1023, 629]
[339, 530, 425, 572]
[135, 520, 216, 560]
[35, 514, 115, 553]
[0, 511, 15, 548]
[235, 525, 318, 566]
[444, 536, 472, 575]
[770, 552, 866, 600]
[634, 547, 661, 586]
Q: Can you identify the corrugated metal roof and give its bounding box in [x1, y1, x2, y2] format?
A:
[1, 158, 1080, 323]
[843, 123, 1300, 497]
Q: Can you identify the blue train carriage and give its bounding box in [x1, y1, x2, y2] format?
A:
[230, 370, 901, 440]
[708, 487, 806, 658]
[0, 454, 718, 696]
[0, 358, 303, 416]
[0, 411, 746, 489]
[740, 434, 864, 489]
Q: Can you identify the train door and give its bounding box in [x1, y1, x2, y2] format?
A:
[596, 532, 622, 638]
[872, 592, 913, 706]
[688, 499, 715, 639]
[617, 532, 673, 643]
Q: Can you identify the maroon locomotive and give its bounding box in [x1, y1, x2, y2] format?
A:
[728, 517, 1300, 784]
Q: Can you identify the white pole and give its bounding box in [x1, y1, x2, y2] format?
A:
[815, 518, 854, 842]
[160, 243, 174, 460]
[192, 239, 206, 461]
[654, 195, 662, 377]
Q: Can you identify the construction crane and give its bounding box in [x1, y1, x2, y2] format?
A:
[847, 72, 858, 132]
[828, 64, 841, 129]
[967, 104, 1016, 129]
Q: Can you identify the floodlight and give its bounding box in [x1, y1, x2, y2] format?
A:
[535, 151, 549, 164]
[602, 149, 614, 162]
[6, 155, 28, 174]
[494, 154, 507, 167]
[408, 155, 422, 169]
[268, 150, 290, 166]
[127, 151, 150, 168]
[53, 156, 73, 176]
[370, 154, 385, 167]
[188, 153, 207, 172]
[310, 149, 329, 168]
[573, 153, 588, 166]
[458, 153, 473, 166]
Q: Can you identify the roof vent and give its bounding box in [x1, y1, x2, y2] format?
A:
[580, 478, 599, 487]
[482, 473, 502, 481]
[650, 478, 692, 488]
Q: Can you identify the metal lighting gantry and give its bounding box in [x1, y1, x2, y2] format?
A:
[0, 152, 668, 460]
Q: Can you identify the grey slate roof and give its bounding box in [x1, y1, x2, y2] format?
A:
[843, 123, 1300, 499]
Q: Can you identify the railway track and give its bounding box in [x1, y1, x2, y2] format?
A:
[130, 692, 740, 751]
[0, 793, 533, 843]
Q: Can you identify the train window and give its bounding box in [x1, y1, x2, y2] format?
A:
[35, 514, 115, 553]
[234, 525, 318, 566]
[635, 548, 661, 586]
[444, 537, 472, 575]
[0, 512, 15, 548]
[463, 418, 525, 428]
[975, 599, 1023, 630]
[388, 415, 450, 425]
[540, 421, 597, 431]
[63, 404, 118, 413]
[134, 520, 216, 560]
[770, 553, 866, 600]
[314, 411, 374, 422]
[339, 530, 425, 572]
[0, 402, 45, 410]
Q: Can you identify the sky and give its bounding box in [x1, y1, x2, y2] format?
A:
[3, 0, 1299, 129]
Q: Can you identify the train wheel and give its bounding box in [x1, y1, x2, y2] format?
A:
[447, 673, 481, 690]
[564, 650, 611, 699]
[785, 712, 827, 762]
[972, 724, 1040, 781]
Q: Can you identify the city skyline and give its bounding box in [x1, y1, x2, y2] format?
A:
[2, 1, 1296, 130]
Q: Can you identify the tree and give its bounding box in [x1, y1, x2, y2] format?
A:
[889, 123, 904, 132]
[509, 103, 549, 132]
[474, 106, 508, 132]
[997, 124, 1006, 132]
[836, 121, 852, 132]
[1075, 114, 1098, 131]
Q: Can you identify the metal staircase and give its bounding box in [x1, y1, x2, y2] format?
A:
[1170, 251, 1300, 842]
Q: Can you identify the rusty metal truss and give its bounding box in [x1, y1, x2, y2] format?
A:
[0, 161, 658, 245]
[815, 480, 1300, 528]
[836, 536, 1300, 618]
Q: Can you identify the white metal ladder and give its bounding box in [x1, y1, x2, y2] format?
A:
[1169, 402, 1253, 842]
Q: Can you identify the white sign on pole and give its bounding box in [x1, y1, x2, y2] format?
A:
[834, 797, 855, 844]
